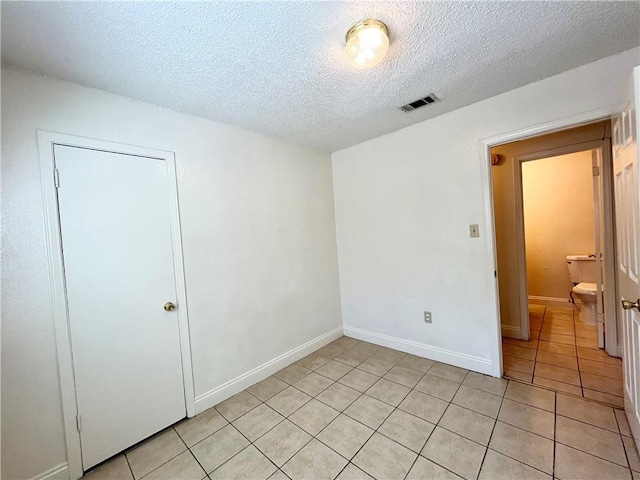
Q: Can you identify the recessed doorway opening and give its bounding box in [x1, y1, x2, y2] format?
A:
[490, 121, 623, 404]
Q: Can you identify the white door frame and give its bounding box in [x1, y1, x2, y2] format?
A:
[479, 107, 616, 377]
[510, 139, 617, 352]
[38, 131, 196, 480]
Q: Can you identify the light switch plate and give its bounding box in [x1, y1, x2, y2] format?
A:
[469, 224, 480, 238]
[424, 311, 432, 323]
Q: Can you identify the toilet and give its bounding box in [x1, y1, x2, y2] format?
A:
[566, 255, 598, 324]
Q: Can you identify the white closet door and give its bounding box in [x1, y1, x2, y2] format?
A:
[55, 145, 186, 470]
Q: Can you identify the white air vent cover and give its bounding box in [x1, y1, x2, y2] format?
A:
[399, 94, 440, 112]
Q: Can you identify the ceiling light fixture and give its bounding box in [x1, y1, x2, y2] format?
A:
[345, 19, 389, 68]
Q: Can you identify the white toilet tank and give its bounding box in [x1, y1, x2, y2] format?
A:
[566, 255, 596, 283]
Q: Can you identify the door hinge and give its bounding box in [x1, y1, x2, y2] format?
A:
[54, 168, 60, 188]
[592, 166, 600, 177]
[494, 270, 497, 278]
[76, 414, 82, 432]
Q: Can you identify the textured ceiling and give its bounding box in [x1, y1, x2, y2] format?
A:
[2, 1, 639, 152]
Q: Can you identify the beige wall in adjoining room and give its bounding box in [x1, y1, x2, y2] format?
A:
[522, 150, 596, 301]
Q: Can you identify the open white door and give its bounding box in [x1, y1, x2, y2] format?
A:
[614, 67, 640, 448]
[593, 148, 605, 348]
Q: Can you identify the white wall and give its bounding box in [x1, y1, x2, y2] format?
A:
[1, 68, 342, 480]
[332, 48, 639, 374]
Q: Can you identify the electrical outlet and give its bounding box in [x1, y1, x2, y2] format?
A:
[424, 311, 432, 323]
[469, 224, 480, 238]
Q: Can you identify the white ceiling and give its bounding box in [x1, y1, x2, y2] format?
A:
[2, 1, 639, 152]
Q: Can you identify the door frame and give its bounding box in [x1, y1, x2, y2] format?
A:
[479, 106, 617, 377]
[510, 140, 618, 354]
[38, 131, 196, 479]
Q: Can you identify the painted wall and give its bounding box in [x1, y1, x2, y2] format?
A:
[522, 151, 596, 300]
[332, 48, 639, 372]
[1, 68, 342, 480]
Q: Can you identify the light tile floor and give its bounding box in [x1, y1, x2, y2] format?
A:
[503, 305, 624, 407]
[84, 335, 639, 480]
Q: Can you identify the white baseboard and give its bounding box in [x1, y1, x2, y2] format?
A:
[501, 324, 522, 339]
[528, 295, 578, 309]
[194, 326, 343, 413]
[30, 463, 69, 480]
[343, 326, 494, 376]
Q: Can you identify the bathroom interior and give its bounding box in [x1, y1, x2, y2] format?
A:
[492, 121, 624, 407]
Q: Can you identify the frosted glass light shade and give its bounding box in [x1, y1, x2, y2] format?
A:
[345, 19, 389, 68]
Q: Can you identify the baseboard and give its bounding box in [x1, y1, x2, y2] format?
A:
[501, 324, 522, 339]
[30, 463, 69, 480]
[343, 326, 494, 376]
[194, 326, 343, 413]
[528, 295, 578, 309]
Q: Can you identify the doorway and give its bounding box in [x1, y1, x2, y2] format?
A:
[490, 121, 623, 405]
[39, 132, 195, 479]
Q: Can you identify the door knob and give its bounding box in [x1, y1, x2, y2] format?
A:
[163, 302, 176, 312]
[622, 299, 640, 312]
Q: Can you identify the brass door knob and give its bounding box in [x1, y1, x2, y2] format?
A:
[622, 299, 640, 312]
[163, 302, 176, 312]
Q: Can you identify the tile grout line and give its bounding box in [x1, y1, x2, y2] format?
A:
[181, 434, 214, 480]
[484, 390, 617, 477]
[531, 308, 542, 383]
[247, 335, 622, 478]
[394, 368, 471, 478]
[482, 445, 556, 478]
[459, 382, 555, 479]
[506, 305, 622, 403]
[573, 309, 586, 399]
[124, 428, 191, 480]
[338, 363, 426, 453]
[208, 387, 309, 477]
[291, 346, 420, 478]
[619, 419, 636, 474]
[215, 397, 285, 475]
[248, 361, 548, 478]
[552, 388, 557, 479]
[532, 306, 545, 385]
[296, 350, 476, 479]
[504, 312, 629, 477]
[122, 448, 135, 480]
[450, 382, 561, 478]
[329, 374, 415, 479]
[551, 386, 634, 474]
[241, 341, 412, 478]
[475, 379, 506, 480]
[216, 427, 281, 477]
[552, 441, 634, 475]
[399, 371, 472, 480]
[240, 388, 331, 471]
[553, 437, 633, 470]
[335, 335, 627, 478]
[221, 375, 344, 479]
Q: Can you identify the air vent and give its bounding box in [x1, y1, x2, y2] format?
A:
[399, 94, 440, 112]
